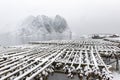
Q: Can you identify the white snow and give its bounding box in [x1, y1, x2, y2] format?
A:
[113, 72, 120, 80]
[105, 37, 120, 42]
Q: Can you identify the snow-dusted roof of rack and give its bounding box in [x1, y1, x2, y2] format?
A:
[0, 39, 119, 80]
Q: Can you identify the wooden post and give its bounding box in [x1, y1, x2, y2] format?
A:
[115, 55, 119, 71]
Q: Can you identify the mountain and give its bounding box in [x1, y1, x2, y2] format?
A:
[17, 15, 71, 41]
[0, 15, 72, 46]
[53, 15, 68, 33]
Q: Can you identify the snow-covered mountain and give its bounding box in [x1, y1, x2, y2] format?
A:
[18, 15, 71, 40]
[0, 15, 72, 46]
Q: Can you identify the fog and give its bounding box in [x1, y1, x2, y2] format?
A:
[0, 0, 120, 35]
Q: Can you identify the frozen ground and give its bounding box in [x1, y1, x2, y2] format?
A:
[113, 72, 120, 80]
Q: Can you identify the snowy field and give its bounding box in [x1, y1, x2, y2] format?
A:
[113, 72, 120, 80]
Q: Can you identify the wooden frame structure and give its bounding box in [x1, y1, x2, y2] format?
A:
[0, 39, 119, 80]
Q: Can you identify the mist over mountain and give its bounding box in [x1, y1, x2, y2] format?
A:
[0, 15, 72, 46]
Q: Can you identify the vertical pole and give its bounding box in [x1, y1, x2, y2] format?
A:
[116, 56, 119, 71]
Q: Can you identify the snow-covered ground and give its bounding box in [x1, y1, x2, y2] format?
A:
[113, 72, 120, 80]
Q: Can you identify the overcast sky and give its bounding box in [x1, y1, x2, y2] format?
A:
[0, 0, 120, 35]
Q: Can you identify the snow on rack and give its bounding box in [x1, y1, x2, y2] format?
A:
[0, 39, 120, 80]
